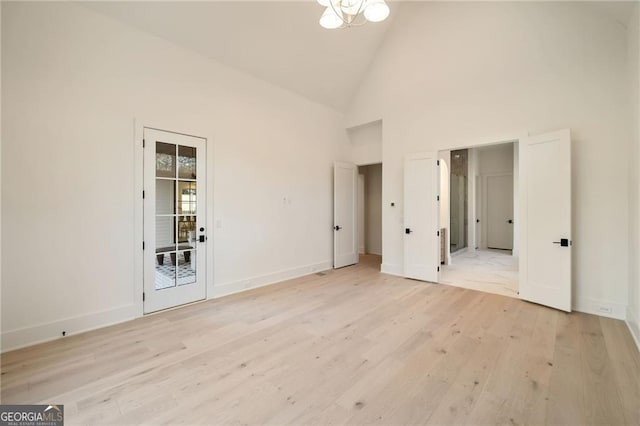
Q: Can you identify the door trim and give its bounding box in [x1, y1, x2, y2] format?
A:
[134, 118, 215, 317]
[435, 133, 526, 287]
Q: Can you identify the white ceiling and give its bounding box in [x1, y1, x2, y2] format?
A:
[84, 1, 636, 112]
[83, 1, 397, 111]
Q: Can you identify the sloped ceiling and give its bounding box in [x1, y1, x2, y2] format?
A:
[83, 1, 397, 112]
[83, 1, 635, 113]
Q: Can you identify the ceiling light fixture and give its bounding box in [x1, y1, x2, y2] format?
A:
[317, 0, 390, 30]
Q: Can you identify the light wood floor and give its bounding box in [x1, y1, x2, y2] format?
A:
[2, 255, 639, 425]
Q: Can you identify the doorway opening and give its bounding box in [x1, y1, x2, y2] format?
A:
[439, 142, 518, 297]
[358, 163, 382, 267]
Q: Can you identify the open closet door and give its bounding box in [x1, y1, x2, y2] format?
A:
[404, 152, 440, 282]
[519, 129, 572, 312]
[334, 162, 358, 268]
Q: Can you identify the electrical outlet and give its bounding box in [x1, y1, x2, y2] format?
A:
[598, 305, 612, 314]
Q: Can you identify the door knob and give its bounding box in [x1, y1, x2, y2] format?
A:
[199, 235, 206, 243]
[507, 219, 513, 224]
[334, 225, 342, 231]
[405, 228, 412, 234]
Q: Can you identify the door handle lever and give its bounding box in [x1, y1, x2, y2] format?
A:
[405, 228, 412, 234]
[552, 238, 570, 247]
[334, 225, 342, 231]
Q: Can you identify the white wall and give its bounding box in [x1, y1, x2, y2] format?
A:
[348, 120, 382, 165]
[359, 164, 382, 255]
[627, 3, 640, 348]
[347, 2, 630, 318]
[1, 2, 350, 350]
[478, 144, 514, 176]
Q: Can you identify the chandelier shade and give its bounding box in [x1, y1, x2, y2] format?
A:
[316, 0, 390, 29]
[363, 0, 390, 22]
[319, 6, 344, 30]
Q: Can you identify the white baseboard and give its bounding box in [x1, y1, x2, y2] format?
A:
[1, 304, 138, 353]
[381, 263, 403, 277]
[573, 297, 626, 320]
[210, 261, 332, 299]
[626, 306, 640, 352]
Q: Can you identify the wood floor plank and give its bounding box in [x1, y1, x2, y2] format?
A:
[1, 255, 638, 425]
[599, 317, 640, 424]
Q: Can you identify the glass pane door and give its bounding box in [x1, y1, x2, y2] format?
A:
[144, 128, 206, 314]
[155, 142, 198, 290]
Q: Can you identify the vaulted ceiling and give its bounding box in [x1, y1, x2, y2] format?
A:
[83, 1, 397, 111]
[84, 1, 636, 113]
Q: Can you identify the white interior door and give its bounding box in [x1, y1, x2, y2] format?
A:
[334, 162, 358, 268]
[519, 129, 572, 312]
[487, 174, 514, 250]
[475, 176, 481, 249]
[404, 152, 440, 282]
[144, 128, 207, 313]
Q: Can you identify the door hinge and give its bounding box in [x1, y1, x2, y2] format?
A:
[437, 195, 440, 201]
[437, 160, 440, 166]
[143, 292, 145, 302]
[143, 138, 145, 148]
[143, 241, 145, 250]
[437, 230, 440, 236]
[142, 190, 145, 199]
[437, 266, 440, 272]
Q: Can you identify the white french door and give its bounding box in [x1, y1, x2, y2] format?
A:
[334, 162, 358, 269]
[519, 129, 572, 312]
[404, 152, 440, 282]
[143, 128, 207, 313]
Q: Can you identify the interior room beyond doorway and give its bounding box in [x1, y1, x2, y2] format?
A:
[439, 142, 518, 297]
[358, 163, 382, 265]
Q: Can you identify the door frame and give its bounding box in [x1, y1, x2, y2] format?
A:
[435, 132, 525, 287]
[435, 130, 571, 309]
[134, 118, 215, 317]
